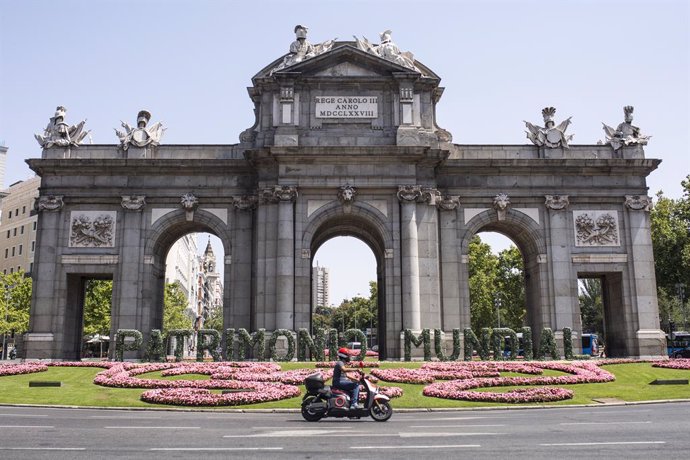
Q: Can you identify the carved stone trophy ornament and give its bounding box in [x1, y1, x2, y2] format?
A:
[354, 29, 417, 70]
[525, 107, 573, 148]
[271, 25, 336, 73]
[115, 110, 165, 150]
[602, 106, 650, 151]
[34, 106, 90, 148]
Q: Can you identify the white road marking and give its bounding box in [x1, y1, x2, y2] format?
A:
[90, 416, 161, 419]
[104, 426, 200, 429]
[540, 441, 665, 447]
[152, 447, 284, 452]
[0, 426, 54, 429]
[559, 421, 651, 426]
[409, 424, 505, 428]
[399, 432, 498, 437]
[421, 416, 489, 420]
[351, 444, 480, 450]
[3, 448, 85, 451]
[0, 414, 48, 417]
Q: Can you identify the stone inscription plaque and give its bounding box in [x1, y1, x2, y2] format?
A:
[315, 96, 378, 118]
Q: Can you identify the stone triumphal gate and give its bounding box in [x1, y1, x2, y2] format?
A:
[25, 29, 665, 360]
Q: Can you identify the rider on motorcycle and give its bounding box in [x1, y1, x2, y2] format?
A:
[333, 347, 363, 410]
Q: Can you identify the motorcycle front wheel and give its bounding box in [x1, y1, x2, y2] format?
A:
[370, 399, 393, 422]
[301, 395, 324, 422]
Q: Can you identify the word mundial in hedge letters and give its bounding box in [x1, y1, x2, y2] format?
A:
[114, 326, 578, 362]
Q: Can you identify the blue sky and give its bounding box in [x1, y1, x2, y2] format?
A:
[1, 0, 688, 304]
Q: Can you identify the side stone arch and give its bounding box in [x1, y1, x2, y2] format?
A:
[460, 208, 551, 345]
[139, 208, 233, 340]
[296, 200, 399, 359]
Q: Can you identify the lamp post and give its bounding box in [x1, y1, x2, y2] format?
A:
[494, 294, 501, 329]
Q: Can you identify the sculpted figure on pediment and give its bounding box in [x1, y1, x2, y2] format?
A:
[271, 25, 336, 74]
[354, 29, 417, 70]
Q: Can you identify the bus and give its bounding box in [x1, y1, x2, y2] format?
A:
[667, 331, 690, 357]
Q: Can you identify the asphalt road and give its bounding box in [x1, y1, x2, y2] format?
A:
[0, 403, 689, 459]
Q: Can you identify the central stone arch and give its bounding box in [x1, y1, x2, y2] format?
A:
[141, 209, 232, 339]
[299, 201, 396, 359]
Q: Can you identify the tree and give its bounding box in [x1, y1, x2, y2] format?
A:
[203, 305, 223, 333]
[496, 246, 526, 330]
[0, 270, 32, 337]
[579, 278, 604, 335]
[468, 236, 499, 331]
[328, 281, 378, 333]
[651, 175, 690, 330]
[163, 282, 192, 334]
[82, 280, 112, 336]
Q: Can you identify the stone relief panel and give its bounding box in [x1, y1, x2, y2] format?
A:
[69, 211, 117, 248]
[573, 210, 620, 247]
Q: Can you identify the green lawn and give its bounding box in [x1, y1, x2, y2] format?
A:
[0, 362, 688, 410]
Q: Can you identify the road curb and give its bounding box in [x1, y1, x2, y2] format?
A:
[2, 398, 690, 413]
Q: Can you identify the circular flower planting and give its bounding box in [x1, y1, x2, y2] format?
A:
[652, 359, 690, 370]
[141, 382, 301, 406]
[422, 361, 615, 403]
[0, 362, 48, 376]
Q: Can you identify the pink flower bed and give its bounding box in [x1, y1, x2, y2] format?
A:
[0, 362, 48, 377]
[451, 387, 574, 403]
[315, 361, 381, 368]
[141, 383, 301, 406]
[423, 361, 614, 403]
[652, 359, 690, 370]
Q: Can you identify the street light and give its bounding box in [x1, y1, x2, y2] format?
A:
[676, 283, 687, 331]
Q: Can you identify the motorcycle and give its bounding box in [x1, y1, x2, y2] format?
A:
[301, 368, 393, 422]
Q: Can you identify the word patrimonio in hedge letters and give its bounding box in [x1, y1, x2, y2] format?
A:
[114, 327, 579, 362]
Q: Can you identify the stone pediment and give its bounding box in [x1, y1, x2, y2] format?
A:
[253, 43, 439, 82]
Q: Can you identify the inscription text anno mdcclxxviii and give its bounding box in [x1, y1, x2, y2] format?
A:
[315, 96, 378, 118]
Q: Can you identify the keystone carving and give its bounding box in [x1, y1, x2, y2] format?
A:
[545, 195, 570, 211]
[37, 195, 64, 212]
[624, 195, 653, 212]
[493, 193, 511, 221]
[121, 195, 146, 211]
[181, 193, 199, 221]
[337, 185, 357, 204]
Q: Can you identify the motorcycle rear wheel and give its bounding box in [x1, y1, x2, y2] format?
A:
[370, 400, 393, 422]
[301, 395, 324, 422]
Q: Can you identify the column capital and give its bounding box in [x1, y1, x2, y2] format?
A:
[233, 195, 258, 211]
[545, 194, 569, 211]
[624, 195, 653, 212]
[397, 185, 422, 203]
[437, 195, 460, 211]
[121, 195, 146, 212]
[260, 185, 298, 204]
[37, 195, 64, 212]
